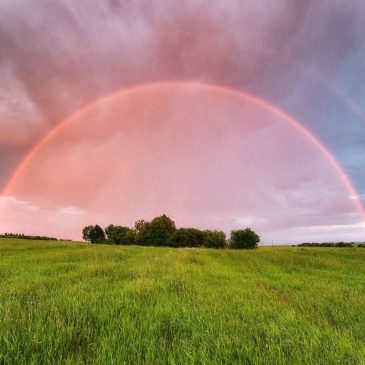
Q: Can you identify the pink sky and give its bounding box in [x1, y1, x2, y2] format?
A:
[1, 84, 363, 243]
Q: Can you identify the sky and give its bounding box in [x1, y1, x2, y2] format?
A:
[0, 0, 365, 243]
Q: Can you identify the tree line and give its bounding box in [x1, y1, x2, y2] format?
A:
[0, 233, 59, 241]
[298, 242, 365, 248]
[82, 214, 260, 249]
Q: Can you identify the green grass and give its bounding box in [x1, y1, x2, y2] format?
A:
[0, 239, 364, 364]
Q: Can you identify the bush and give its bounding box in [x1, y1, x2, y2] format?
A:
[230, 228, 259, 249]
[169, 228, 205, 248]
[203, 230, 226, 248]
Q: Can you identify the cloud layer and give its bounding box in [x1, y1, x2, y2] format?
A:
[1, 1, 365, 240]
[1, 85, 363, 242]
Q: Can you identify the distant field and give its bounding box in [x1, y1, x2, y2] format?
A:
[0, 239, 364, 364]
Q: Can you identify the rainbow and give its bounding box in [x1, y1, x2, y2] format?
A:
[3, 81, 365, 222]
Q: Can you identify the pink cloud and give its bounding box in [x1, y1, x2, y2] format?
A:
[1, 84, 363, 243]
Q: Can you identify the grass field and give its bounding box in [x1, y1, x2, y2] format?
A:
[0, 239, 364, 364]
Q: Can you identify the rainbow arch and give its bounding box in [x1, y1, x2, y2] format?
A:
[3, 81, 365, 222]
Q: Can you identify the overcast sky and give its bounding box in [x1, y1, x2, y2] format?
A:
[0, 1, 365, 242]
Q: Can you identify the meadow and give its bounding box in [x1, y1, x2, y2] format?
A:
[0, 239, 364, 364]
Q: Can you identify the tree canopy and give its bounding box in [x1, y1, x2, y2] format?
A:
[82, 215, 259, 249]
[105, 225, 134, 245]
[230, 228, 260, 249]
[82, 225, 106, 244]
[169, 228, 205, 248]
[203, 230, 226, 249]
[135, 214, 176, 246]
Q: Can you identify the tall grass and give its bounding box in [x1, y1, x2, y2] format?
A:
[0, 239, 364, 364]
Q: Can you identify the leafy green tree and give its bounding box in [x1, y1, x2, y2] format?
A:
[82, 225, 106, 244]
[135, 214, 176, 246]
[105, 224, 134, 245]
[134, 220, 146, 235]
[125, 230, 136, 244]
[152, 214, 176, 233]
[105, 225, 134, 245]
[169, 228, 205, 248]
[230, 228, 260, 249]
[82, 225, 93, 242]
[203, 230, 226, 248]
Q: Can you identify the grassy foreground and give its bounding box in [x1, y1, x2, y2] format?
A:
[0, 239, 364, 364]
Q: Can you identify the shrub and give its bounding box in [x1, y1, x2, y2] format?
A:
[230, 228, 259, 249]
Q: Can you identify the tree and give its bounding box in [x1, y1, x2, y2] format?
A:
[203, 230, 226, 249]
[230, 228, 260, 249]
[134, 220, 146, 235]
[82, 225, 106, 244]
[169, 228, 205, 248]
[105, 224, 134, 245]
[135, 214, 176, 246]
[105, 224, 115, 241]
[82, 225, 93, 241]
[151, 214, 176, 233]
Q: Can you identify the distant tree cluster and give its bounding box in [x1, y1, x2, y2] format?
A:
[82, 214, 260, 249]
[0, 233, 59, 241]
[298, 242, 356, 248]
